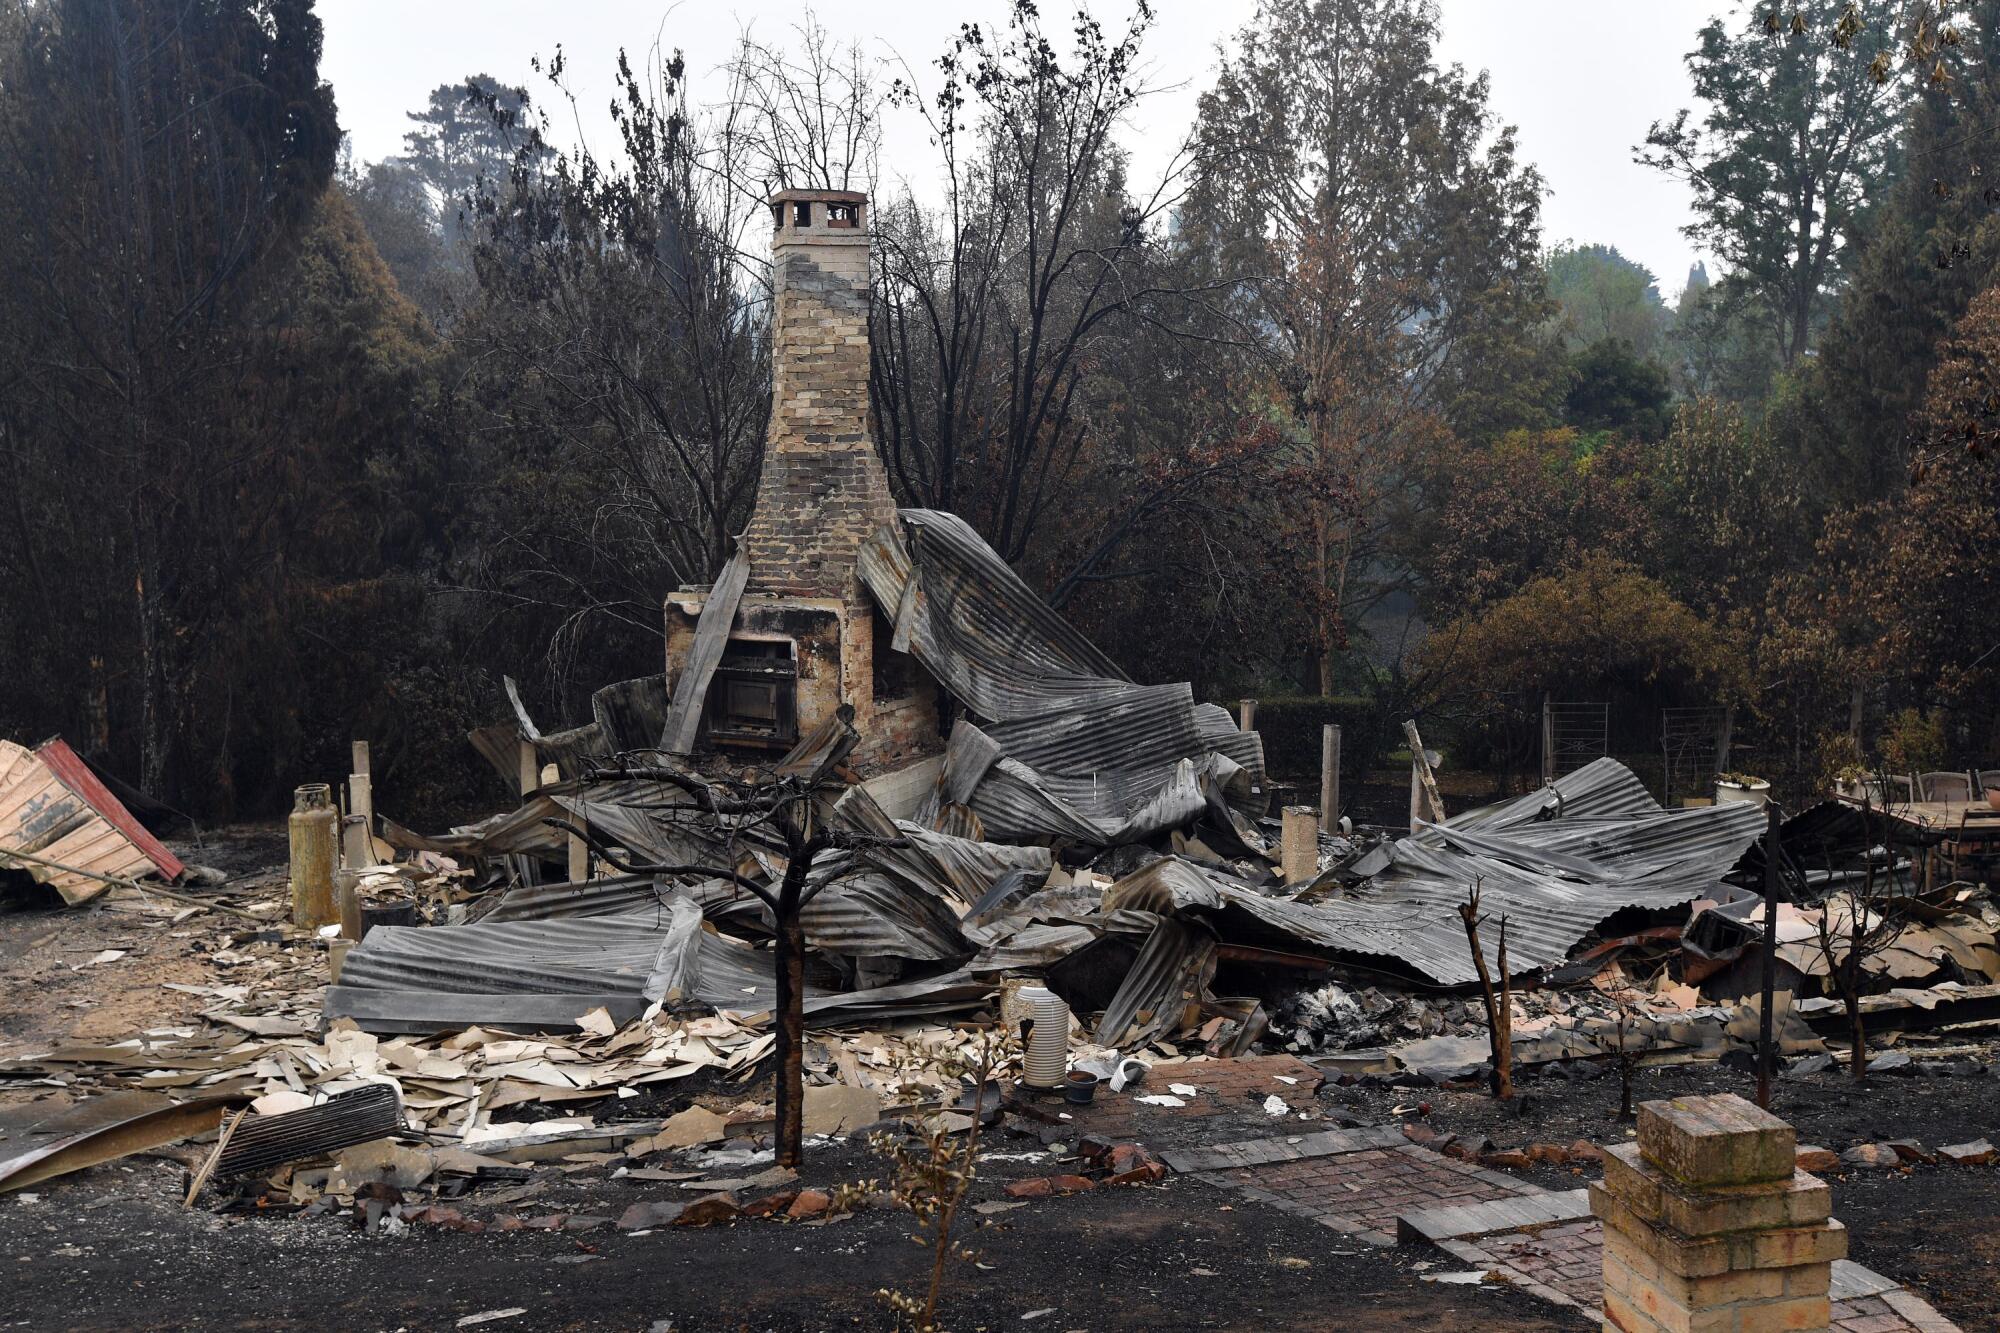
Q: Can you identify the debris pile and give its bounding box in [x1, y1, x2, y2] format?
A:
[8, 510, 2000, 1225]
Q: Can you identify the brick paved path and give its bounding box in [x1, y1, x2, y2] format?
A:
[1421, 1212, 1959, 1333]
[1053, 1058, 1960, 1332]
[1474, 1219, 1603, 1308]
[1163, 1125, 1539, 1247]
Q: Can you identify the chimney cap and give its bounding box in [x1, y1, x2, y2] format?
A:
[768, 187, 868, 206]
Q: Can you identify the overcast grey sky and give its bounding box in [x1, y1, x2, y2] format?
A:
[322, 1, 1717, 297]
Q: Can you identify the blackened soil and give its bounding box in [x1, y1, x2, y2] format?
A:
[1322, 1054, 2000, 1330]
[1326, 1049, 2000, 1159]
[0, 1139, 1587, 1333]
[1836, 1168, 2000, 1330]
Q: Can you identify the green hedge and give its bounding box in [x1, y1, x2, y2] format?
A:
[1243, 694, 1398, 782]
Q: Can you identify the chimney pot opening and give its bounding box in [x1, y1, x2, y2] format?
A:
[792, 200, 812, 227]
[825, 201, 860, 229]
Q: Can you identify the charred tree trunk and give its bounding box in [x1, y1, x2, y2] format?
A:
[772, 857, 812, 1169]
[1459, 886, 1513, 1100]
[1846, 984, 1866, 1084]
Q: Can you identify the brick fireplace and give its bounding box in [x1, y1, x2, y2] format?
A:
[664, 189, 941, 773]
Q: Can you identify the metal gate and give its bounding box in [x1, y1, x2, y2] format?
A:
[1661, 706, 1731, 806]
[1541, 699, 1609, 784]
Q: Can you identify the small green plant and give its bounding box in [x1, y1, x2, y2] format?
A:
[873, 1028, 1010, 1333]
[1814, 730, 1866, 787]
[1878, 707, 1945, 775]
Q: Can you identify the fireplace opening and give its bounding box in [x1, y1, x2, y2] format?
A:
[706, 638, 798, 747]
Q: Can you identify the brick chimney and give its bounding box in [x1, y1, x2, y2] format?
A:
[738, 189, 897, 604]
[664, 189, 939, 773]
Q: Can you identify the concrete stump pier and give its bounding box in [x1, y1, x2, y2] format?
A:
[1592, 1093, 1845, 1333]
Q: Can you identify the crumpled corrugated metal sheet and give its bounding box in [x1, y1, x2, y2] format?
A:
[859, 508, 1132, 721]
[1101, 759, 1768, 986]
[328, 889, 994, 1033]
[382, 775, 745, 869]
[687, 929, 991, 1025]
[467, 675, 674, 787]
[967, 923, 1098, 974]
[830, 785, 1052, 905]
[798, 870, 970, 961]
[1094, 916, 1216, 1048]
[474, 873, 751, 922]
[0, 738, 183, 905]
[327, 901, 704, 1033]
[858, 511, 1268, 849]
[1417, 757, 1768, 884]
[381, 797, 567, 858]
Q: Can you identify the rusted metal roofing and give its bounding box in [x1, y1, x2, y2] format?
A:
[0, 738, 184, 905]
[0, 1090, 242, 1194]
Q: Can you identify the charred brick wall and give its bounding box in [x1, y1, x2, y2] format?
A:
[668, 192, 943, 776]
[738, 194, 896, 607]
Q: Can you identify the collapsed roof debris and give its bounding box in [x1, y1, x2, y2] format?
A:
[0, 737, 186, 904]
[859, 510, 1270, 851]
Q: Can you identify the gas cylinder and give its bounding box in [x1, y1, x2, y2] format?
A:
[289, 783, 338, 928]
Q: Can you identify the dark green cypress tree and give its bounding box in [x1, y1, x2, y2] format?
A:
[1811, 0, 2000, 499]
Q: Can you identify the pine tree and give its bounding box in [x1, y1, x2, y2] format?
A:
[1810, 0, 2000, 499]
[1639, 1, 1906, 368]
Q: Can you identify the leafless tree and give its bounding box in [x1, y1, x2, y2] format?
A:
[868, 0, 1234, 571]
[1459, 880, 1515, 1100]
[558, 752, 902, 1167]
[1800, 788, 1915, 1084]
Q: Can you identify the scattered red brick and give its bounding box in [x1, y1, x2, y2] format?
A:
[1004, 1174, 1095, 1199]
[1567, 1140, 1603, 1163]
[785, 1189, 832, 1219]
[1525, 1142, 1570, 1165]
[1795, 1145, 1840, 1172]
[1105, 1144, 1167, 1186]
[740, 1190, 800, 1217]
[673, 1193, 741, 1226]
[1481, 1149, 1534, 1170]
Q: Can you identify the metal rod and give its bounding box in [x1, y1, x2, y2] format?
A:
[1756, 804, 1780, 1110]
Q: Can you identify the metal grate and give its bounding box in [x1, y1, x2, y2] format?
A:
[1541, 700, 1608, 783]
[1661, 706, 1729, 806]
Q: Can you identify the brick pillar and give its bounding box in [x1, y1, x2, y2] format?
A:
[1592, 1093, 1844, 1333]
[1280, 805, 1319, 884]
